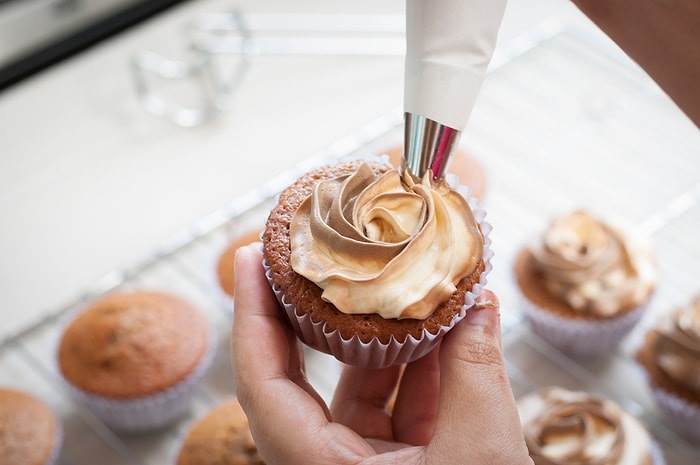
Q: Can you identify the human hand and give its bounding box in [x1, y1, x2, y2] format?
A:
[231, 243, 532, 465]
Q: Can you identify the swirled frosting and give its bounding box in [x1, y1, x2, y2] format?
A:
[649, 295, 700, 393]
[519, 387, 653, 465]
[289, 163, 483, 320]
[529, 211, 656, 317]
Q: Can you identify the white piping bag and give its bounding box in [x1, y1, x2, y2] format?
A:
[403, 0, 506, 181]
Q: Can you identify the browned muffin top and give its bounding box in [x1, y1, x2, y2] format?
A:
[262, 159, 485, 344]
[217, 229, 264, 298]
[58, 291, 209, 398]
[0, 388, 59, 465]
[177, 398, 264, 465]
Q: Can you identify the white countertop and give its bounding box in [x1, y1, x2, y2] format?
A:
[0, 0, 578, 339]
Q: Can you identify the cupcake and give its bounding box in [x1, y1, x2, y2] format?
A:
[636, 294, 700, 440]
[262, 159, 490, 368]
[57, 291, 215, 432]
[176, 397, 264, 465]
[216, 228, 264, 298]
[382, 145, 487, 199]
[0, 388, 62, 465]
[518, 387, 664, 465]
[514, 210, 656, 356]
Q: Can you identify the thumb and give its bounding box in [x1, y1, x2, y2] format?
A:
[427, 290, 530, 464]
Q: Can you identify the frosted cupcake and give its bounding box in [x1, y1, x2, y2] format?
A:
[636, 294, 700, 440]
[518, 387, 664, 465]
[176, 397, 264, 465]
[57, 291, 215, 432]
[514, 210, 656, 356]
[262, 159, 491, 369]
[0, 388, 62, 465]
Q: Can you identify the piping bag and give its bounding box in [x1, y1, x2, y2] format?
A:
[403, 0, 506, 182]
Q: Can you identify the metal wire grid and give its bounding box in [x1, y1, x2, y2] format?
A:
[1, 20, 699, 464]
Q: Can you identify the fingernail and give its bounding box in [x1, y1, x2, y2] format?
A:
[465, 291, 500, 328]
[233, 244, 252, 280]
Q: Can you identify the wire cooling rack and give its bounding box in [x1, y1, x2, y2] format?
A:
[1, 18, 699, 465]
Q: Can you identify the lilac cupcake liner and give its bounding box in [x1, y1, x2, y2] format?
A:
[57, 327, 216, 433]
[264, 195, 492, 369]
[650, 438, 666, 465]
[518, 290, 648, 357]
[41, 415, 63, 465]
[650, 384, 700, 442]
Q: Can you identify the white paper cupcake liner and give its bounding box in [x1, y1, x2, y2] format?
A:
[518, 290, 648, 357]
[264, 194, 492, 369]
[58, 327, 216, 433]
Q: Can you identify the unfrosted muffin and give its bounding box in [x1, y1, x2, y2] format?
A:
[262, 159, 490, 368]
[382, 145, 487, 199]
[216, 229, 264, 298]
[57, 291, 214, 432]
[636, 294, 700, 440]
[514, 210, 656, 356]
[0, 387, 62, 465]
[518, 387, 664, 465]
[176, 398, 264, 465]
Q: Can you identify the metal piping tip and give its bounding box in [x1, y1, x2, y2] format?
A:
[402, 113, 462, 183]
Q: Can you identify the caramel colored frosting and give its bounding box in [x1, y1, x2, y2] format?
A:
[290, 163, 483, 320]
[529, 211, 656, 317]
[649, 295, 700, 393]
[519, 387, 653, 465]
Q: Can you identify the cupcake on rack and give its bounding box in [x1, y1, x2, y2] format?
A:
[0, 387, 62, 465]
[216, 228, 264, 299]
[514, 210, 657, 356]
[262, 158, 491, 369]
[636, 293, 700, 440]
[176, 397, 264, 465]
[57, 291, 215, 433]
[518, 386, 665, 465]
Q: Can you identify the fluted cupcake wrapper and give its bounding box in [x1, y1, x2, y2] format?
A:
[264, 194, 492, 369]
[517, 290, 648, 357]
[650, 438, 667, 465]
[649, 384, 700, 442]
[56, 327, 216, 434]
[45, 417, 63, 465]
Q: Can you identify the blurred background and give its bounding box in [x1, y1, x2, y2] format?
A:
[0, 0, 578, 336]
[0, 0, 698, 463]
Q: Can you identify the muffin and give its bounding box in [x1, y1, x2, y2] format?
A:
[382, 145, 487, 199]
[57, 290, 215, 432]
[176, 398, 264, 465]
[216, 229, 264, 298]
[262, 159, 491, 368]
[514, 210, 656, 356]
[0, 388, 62, 465]
[636, 294, 700, 440]
[518, 387, 664, 465]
